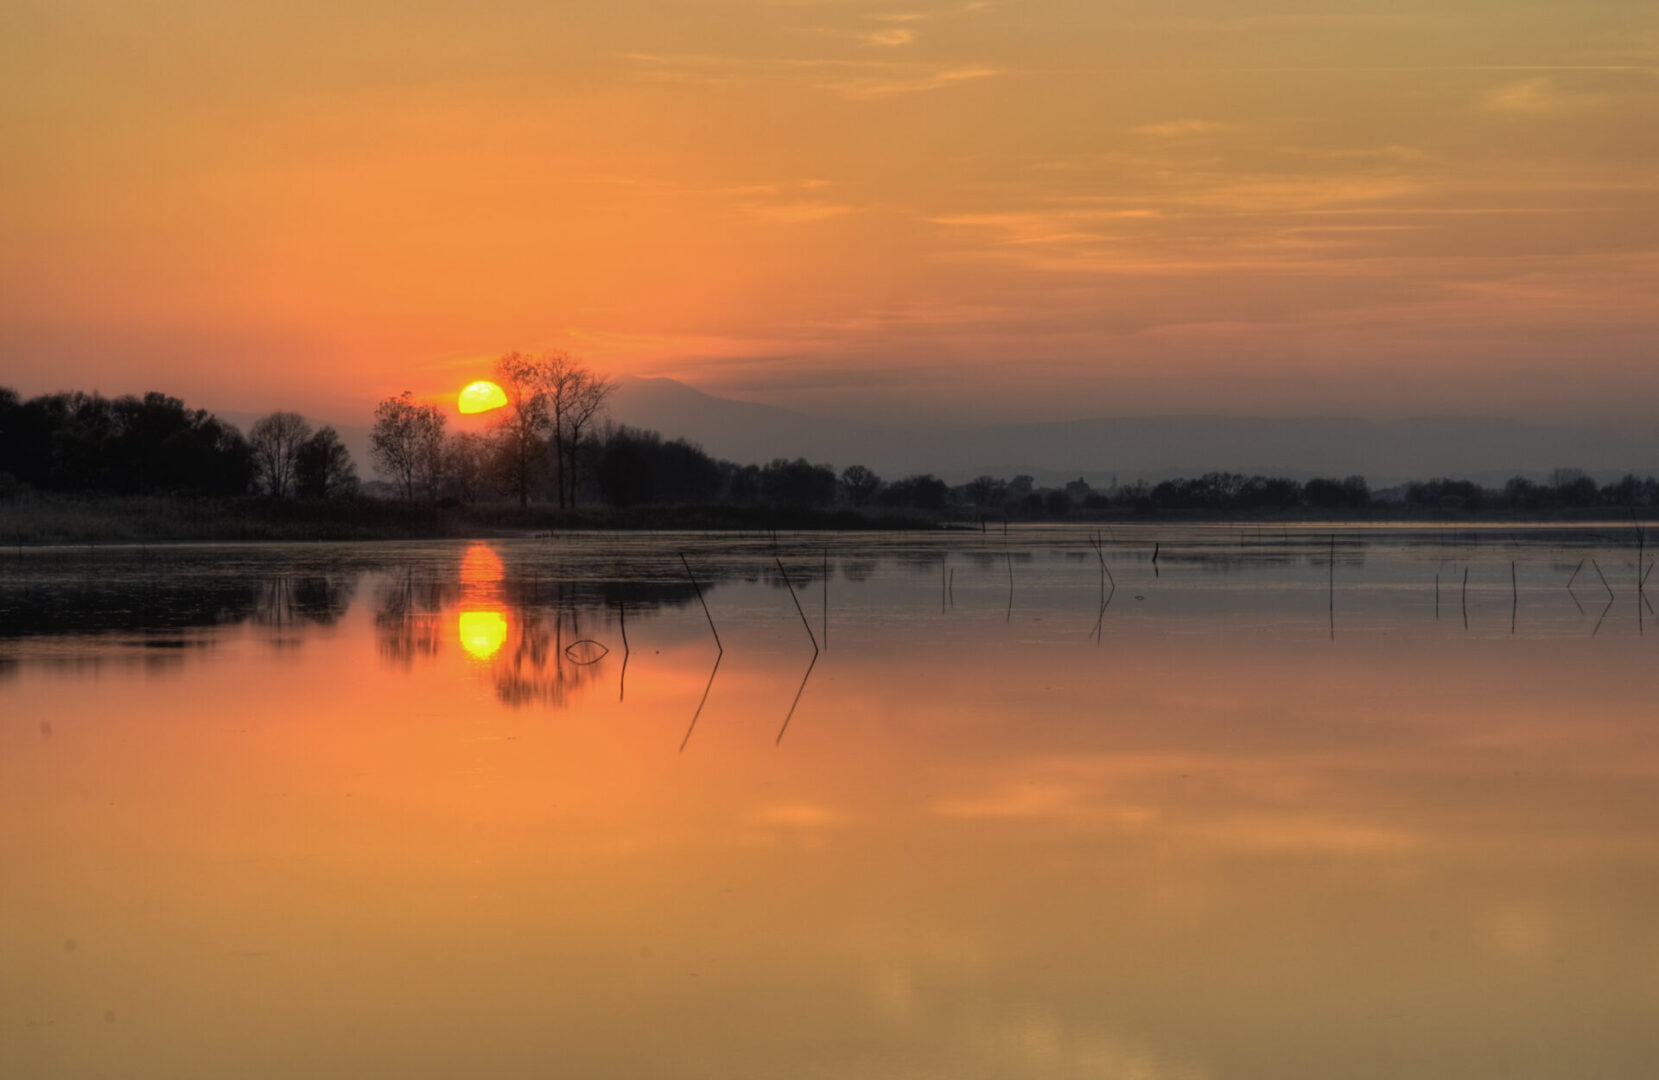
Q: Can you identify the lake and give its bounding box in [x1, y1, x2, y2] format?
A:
[3, 526, 1656, 1079]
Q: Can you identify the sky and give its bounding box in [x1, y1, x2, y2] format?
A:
[2, 0, 1657, 426]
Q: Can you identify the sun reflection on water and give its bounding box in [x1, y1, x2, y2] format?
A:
[456, 609, 508, 661]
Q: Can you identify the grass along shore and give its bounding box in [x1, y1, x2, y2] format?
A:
[2, 492, 1652, 547]
[0, 493, 939, 545]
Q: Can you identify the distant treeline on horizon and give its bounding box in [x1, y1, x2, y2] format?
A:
[4, 386, 1657, 517]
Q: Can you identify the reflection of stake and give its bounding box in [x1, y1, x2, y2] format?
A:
[1462, 567, 1469, 630]
[1328, 534, 1335, 641]
[1511, 561, 1518, 635]
[1565, 558, 1585, 590]
[1591, 558, 1615, 600]
[823, 548, 829, 649]
[1435, 572, 1440, 620]
[679, 652, 722, 753]
[679, 552, 722, 653]
[775, 556, 820, 651]
[618, 601, 629, 703]
[1637, 519, 1647, 635]
[1592, 596, 1615, 638]
[775, 650, 819, 745]
[1006, 550, 1014, 622]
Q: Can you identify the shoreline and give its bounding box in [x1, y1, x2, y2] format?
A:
[2, 493, 1651, 547]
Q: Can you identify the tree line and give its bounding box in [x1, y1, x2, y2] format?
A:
[0, 387, 354, 499]
[5, 379, 1656, 515]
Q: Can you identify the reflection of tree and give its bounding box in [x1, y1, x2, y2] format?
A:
[374, 570, 450, 666]
[254, 575, 358, 631]
[0, 576, 260, 637]
[491, 606, 606, 708]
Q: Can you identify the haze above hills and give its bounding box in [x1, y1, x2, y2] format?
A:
[229, 374, 1658, 491]
[604, 376, 1659, 488]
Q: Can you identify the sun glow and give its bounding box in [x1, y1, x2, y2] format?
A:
[458, 380, 508, 415]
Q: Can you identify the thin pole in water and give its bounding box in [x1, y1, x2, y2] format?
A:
[823, 548, 828, 650]
[678, 551, 722, 653]
[1462, 566, 1469, 630]
[775, 556, 819, 652]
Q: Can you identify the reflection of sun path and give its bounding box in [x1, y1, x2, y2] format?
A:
[460, 543, 505, 590]
[458, 543, 508, 660]
[458, 609, 508, 661]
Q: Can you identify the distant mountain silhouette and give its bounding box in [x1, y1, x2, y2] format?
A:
[609, 376, 1659, 486]
[221, 378, 1656, 491]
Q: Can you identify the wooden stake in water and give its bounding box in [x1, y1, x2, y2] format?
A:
[823, 548, 828, 650]
[775, 556, 819, 652]
[679, 551, 722, 653]
[1462, 566, 1470, 629]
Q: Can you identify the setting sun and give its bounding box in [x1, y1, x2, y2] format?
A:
[458, 380, 507, 415]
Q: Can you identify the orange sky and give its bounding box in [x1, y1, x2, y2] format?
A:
[3, 1, 1657, 425]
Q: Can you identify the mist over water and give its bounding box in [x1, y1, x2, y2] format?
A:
[3, 528, 1656, 1079]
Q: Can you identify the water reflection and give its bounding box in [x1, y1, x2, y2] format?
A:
[3, 530, 1659, 1078]
[373, 569, 446, 667]
[489, 608, 609, 708]
[457, 609, 508, 661]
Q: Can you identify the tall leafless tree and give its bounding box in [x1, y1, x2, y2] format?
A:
[294, 426, 358, 499]
[370, 391, 446, 501]
[485, 350, 613, 508]
[442, 431, 491, 504]
[555, 367, 615, 507]
[491, 351, 550, 508]
[248, 411, 312, 497]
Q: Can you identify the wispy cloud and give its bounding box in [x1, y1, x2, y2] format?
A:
[613, 52, 1001, 101]
[1273, 144, 1431, 163]
[746, 201, 856, 223]
[1130, 119, 1232, 139]
[1482, 77, 1575, 115]
[824, 63, 1000, 99]
[863, 27, 916, 47]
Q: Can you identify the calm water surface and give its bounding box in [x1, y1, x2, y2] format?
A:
[3, 527, 1657, 1079]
